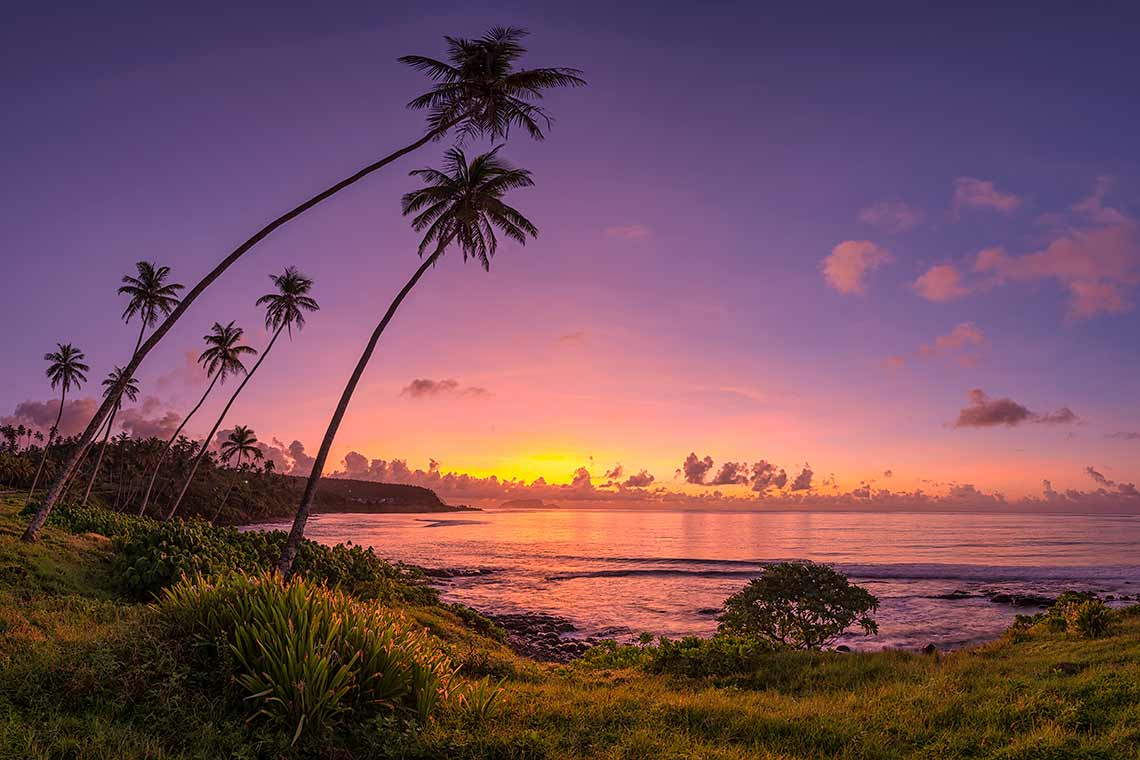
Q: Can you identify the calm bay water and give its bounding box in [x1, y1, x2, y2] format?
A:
[256, 507, 1140, 650]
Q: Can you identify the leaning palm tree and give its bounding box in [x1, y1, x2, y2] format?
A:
[278, 147, 537, 574]
[58, 262, 183, 496]
[79, 367, 141, 506]
[137, 322, 256, 517]
[211, 425, 262, 524]
[166, 268, 317, 519]
[26, 344, 89, 505]
[24, 28, 582, 542]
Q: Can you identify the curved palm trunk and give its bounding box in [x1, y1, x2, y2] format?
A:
[278, 245, 444, 575]
[138, 372, 222, 517]
[22, 122, 457, 542]
[25, 386, 66, 506]
[166, 324, 284, 520]
[211, 451, 243, 525]
[81, 404, 120, 506]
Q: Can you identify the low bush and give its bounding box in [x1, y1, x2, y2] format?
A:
[1066, 599, 1113, 638]
[156, 572, 480, 743]
[1006, 591, 1116, 640]
[580, 634, 777, 677]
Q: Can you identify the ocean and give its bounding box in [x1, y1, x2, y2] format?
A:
[254, 507, 1140, 650]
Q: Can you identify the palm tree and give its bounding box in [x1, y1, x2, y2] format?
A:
[211, 425, 262, 524]
[166, 268, 318, 519]
[80, 367, 140, 506]
[278, 147, 537, 574]
[26, 344, 89, 505]
[59, 262, 183, 496]
[24, 28, 582, 542]
[137, 322, 256, 517]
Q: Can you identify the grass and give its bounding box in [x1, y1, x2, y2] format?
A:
[2, 492, 1140, 758]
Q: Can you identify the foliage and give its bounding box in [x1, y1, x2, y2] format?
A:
[1066, 599, 1114, 639]
[157, 572, 467, 743]
[580, 634, 778, 678]
[1008, 591, 1116, 640]
[717, 561, 879, 649]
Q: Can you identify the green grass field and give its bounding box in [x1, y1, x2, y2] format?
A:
[2, 493, 1139, 759]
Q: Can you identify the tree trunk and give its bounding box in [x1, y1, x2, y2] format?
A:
[22, 122, 457, 542]
[166, 323, 284, 520]
[81, 404, 120, 506]
[211, 451, 242, 525]
[25, 386, 66, 506]
[277, 244, 445, 575]
[138, 372, 221, 516]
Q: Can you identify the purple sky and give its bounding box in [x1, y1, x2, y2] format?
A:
[3, 2, 1139, 507]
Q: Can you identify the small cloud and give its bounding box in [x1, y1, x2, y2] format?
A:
[605, 224, 651, 240]
[883, 356, 906, 371]
[1085, 465, 1140, 498]
[2, 397, 99, 438]
[679, 452, 715, 485]
[750, 460, 787, 495]
[622, 469, 655, 488]
[954, 388, 1078, 428]
[1107, 431, 1140, 441]
[953, 177, 1021, 213]
[709, 461, 750, 486]
[857, 201, 925, 233]
[400, 378, 487, 399]
[821, 240, 891, 295]
[921, 323, 987, 366]
[883, 469, 893, 478]
[913, 264, 970, 302]
[790, 465, 813, 492]
[604, 464, 624, 480]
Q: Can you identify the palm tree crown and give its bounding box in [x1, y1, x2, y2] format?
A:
[400, 26, 586, 142]
[220, 426, 261, 465]
[45, 344, 89, 393]
[198, 322, 257, 381]
[255, 267, 320, 336]
[118, 261, 184, 329]
[401, 146, 538, 270]
[102, 366, 140, 406]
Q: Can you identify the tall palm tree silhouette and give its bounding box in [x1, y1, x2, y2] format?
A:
[211, 425, 261, 524]
[137, 322, 256, 517]
[167, 268, 317, 519]
[25, 28, 582, 541]
[80, 367, 140, 506]
[278, 146, 537, 574]
[26, 344, 89, 505]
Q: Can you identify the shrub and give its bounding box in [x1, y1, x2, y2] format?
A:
[157, 572, 466, 743]
[1066, 599, 1113, 639]
[717, 561, 879, 649]
[580, 634, 776, 677]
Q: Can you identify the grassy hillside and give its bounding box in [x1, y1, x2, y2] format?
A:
[2, 494, 1139, 759]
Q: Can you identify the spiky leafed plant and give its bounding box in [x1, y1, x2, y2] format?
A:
[278, 147, 537, 574]
[26, 344, 89, 505]
[137, 322, 256, 517]
[79, 367, 141, 506]
[167, 268, 317, 519]
[24, 28, 581, 542]
[211, 425, 262, 524]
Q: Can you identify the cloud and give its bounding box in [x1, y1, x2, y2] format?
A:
[1107, 432, 1140, 441]
[790, 465, 813, 492]
[287, 440, 315, 476]
[155, 349, 206, 391]
[118, 407, 181, 440]
[400, 378, 488, 399]
[821, 240, 891, 294]
[622, 470, 655, 488]
[913, 264, 970, 302]
[604, 464, 624, 480]
[883, 356, 906, 371]
[605, 224, 651, 240]
[2, 397, 99, 438]
[857, 201, 924, 233]
[972, 186, 1139, 320]
[680, 452, 715, 484]
[953, 177, 1021, 213]
[709, 461, 750, 486]
[920, 322, 987, 366]
[883, 469, 893, 478]
[954, 389, 1078, 428]
[1084, 465, 1140, 499]
[750, 461, 787, 495]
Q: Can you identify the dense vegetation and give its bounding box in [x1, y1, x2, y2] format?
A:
[4, 493, 1140, 759]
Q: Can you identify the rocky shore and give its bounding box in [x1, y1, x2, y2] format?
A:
[484, 610, 602, 662]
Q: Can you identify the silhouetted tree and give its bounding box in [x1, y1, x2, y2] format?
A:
[167, 268, 317, 519]
[81, 367, 140, 506]
[278, 147, 537, 574]
[26, 344, 88, 505]
[138, 322, 255, 516]
[24, 27, 582, 541]
[211, 425, 261, 524]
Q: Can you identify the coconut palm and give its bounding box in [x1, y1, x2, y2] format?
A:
[24, 28, 582, 542]
[277, 147, 537, 574]
[58, 262, 183, 497]
[211, 425, 262, 524]
[79, 367, 140, 506]
[166, 268, 317, 519]
[137, 322, 256, 517]
[25, 344, 89, 505]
